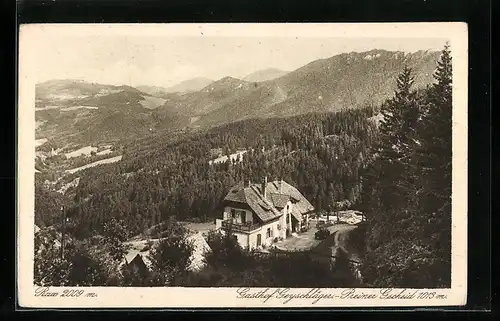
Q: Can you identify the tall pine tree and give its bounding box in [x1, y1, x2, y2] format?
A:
[377, 65, 420, 209]
[414, 43, 453, 286]
[417, 43, 453, 211]
[361, 44, 453, 288]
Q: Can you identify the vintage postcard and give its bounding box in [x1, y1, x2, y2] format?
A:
[17, 22, 468, 308]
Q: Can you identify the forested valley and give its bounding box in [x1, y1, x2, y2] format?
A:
[34, 44, 452, 288]
[36, 106, 378, 238]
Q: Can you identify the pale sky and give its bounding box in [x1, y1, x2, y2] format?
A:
[26, 24, 448, 88]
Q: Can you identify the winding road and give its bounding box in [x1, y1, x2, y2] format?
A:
[310, 224, 363, 282]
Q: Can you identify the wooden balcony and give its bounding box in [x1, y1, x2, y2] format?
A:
[221, 219, 261, 233]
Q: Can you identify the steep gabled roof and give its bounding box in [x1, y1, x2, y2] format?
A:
[269, 193, 290, 209]
[223, 179, 314, 223]
[245, 184, 282, 222]
[291, 206, 304, 222]
[224, 182, 247, 203]
[267, 180, 315, 216]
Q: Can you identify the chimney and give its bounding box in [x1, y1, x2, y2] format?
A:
[245, 179, 251, 187]
[262, 176, 268, 199]
[280, 178, 283, 194]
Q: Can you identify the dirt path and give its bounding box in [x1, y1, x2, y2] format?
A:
[335, 226, 361, 263]
[274, 222, 357, 252]
[312, 224, 360, 262]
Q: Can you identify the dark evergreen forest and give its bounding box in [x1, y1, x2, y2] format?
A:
[36, 106, 378, 239]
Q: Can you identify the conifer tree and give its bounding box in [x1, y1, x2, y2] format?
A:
[361, 44, 453, 288]
[147, 222, 194, 286]
[417, 43, 453, 210]
[379, 66, 416, 158]
[413, 43, 453, 286]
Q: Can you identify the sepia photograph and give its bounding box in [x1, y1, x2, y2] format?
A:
[17, 23, 468, 308]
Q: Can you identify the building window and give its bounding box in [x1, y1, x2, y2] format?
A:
[266, 228, 272, 238]
[257, 234, 262, 246]
[229, 209, 246, 224]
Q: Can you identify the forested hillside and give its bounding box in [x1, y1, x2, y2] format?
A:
[36, 82, 190, 147]
[34, 45, 453, 288]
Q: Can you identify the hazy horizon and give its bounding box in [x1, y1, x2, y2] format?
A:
[30, 25, 447, 88]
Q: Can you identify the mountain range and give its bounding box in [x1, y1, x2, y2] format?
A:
[157, 49, 441, 127]
[35, 49, 442, 147]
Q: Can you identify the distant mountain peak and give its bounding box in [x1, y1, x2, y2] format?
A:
[37, 78, 88, 86]
[163, 77, 213, 94]
[137, 78, 214, 96]
[199, 76, 242, 91]
[218, 76, 241, 82]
